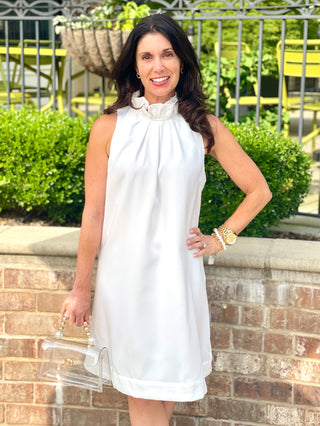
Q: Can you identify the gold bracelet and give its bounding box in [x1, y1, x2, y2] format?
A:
[216, 224, 238, 245]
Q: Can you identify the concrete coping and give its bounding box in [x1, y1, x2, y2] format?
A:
[0, 225, 319, 273]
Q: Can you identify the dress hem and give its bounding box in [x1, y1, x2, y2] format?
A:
[106, 360, 212, 402]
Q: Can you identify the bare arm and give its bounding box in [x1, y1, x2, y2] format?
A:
[61, 113, 117, 325]
[188, 115, 272, 257]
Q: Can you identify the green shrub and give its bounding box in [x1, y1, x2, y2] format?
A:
[0, 107, 91, 223]
[200, 122, 312, 237]
[0, 109, 312, 236]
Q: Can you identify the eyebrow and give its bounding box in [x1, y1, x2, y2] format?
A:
[138, 48, 174, 56]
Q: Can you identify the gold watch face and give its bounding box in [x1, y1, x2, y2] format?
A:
[225, 232, 237, 245]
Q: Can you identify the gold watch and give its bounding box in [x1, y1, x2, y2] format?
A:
[217, 224, 238, 245]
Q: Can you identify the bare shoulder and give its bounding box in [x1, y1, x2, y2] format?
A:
[90, 112, 117, 139]
[88, 112, 117, 155]
[207, 114, 229, 135]
[205, 114, 238, 157]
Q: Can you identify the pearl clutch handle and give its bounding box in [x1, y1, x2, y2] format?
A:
[55, 314, 95, 346]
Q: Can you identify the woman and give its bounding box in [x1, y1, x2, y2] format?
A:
[61, 13, 272, 426]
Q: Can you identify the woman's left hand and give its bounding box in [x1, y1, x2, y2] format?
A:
[187, 227, 222, 258]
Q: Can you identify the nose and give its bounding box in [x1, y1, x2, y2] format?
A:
[153, 57, 165, 73]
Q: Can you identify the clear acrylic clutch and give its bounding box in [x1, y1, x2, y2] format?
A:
[39, 315, 110, 392]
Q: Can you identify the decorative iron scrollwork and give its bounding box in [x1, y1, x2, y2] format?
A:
[0, 0, 319, 18]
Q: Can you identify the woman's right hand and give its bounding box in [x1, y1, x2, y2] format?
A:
[61, 286, 91, 327]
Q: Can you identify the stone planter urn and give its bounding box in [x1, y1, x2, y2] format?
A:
[60, 28, 131, 78]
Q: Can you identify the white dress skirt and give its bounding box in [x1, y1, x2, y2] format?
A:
[91, 92, 212, 402]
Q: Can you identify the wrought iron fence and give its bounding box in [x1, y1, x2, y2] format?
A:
[0, 0, 320, 215]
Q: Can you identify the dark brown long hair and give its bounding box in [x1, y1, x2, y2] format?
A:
[105, 14, 214, 151]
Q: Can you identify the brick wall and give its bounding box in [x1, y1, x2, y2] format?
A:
[1, 227, 320, 425]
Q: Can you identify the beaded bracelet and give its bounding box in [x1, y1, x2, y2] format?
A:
[208, 228, 227, 265]
[213, 228, 227, 252]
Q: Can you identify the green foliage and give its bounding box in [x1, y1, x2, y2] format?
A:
[116, 2, 151, 30]
[200, 52, 290, 130]
[201, 52, 275, 117]
[199, 122, 312, 237]
[239, 108, 290, 133]
[0, 107, 91, 224]
[53, 1, 150, 33]
[187, 1, 319, 77]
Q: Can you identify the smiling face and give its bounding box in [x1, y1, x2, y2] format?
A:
[135, 32, 182, 105]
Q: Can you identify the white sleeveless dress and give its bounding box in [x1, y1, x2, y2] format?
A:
[91, 92, 212, 402]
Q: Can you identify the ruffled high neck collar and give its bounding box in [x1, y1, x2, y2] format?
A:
[131, 91, 178, 120]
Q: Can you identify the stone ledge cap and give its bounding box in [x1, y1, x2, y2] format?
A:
[205, 237, 320, 273]
[0, 226, 80, 257]
[0, 226, 319, 272]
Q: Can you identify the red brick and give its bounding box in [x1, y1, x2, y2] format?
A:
[270, 308, 287, 330]
[236, 281, 264, 304]
[0, 382, 33, 403]
[93, 386, 128, 409]
[200, 421, 231, 426]
[295, 336, 320, 359]
[4, 268, 59, 290]
[175, 416, 197, 426]
[62, 408, 117, 426]
[239, 306, 266, 327]
[6, 404, 55, 425]
[0, 405, 3, 423]
[35, 383, 90, 405]
[5, 360, 41, 381]
[0, 290, 35, 311]
[264, 332, 293, 355]
[207, 397, 266, 423]
[294, 384, 320, 406]
[174, 399, 207, 416]
[270, 308, 320, 334]
[0, 361, 2, 380]
[265, 283, 294, 306]
[214, 351, 267, 376]
[211, 304, 238, 325]
[233, 329, 263, 352]
[37, 292, 68, 313]
[234, 378, 292, 403]
[295, 287, 320, 309]
[270, 357, 320, 382]
[5, 312, 57, 336]
[305, 409, 320, 425]
[0, 313, 4, 334]
[211, 327, 230, 349]
[118, 412, 131, 426]
[267, 404, 305, 426]
[0, 338, 36, 357]
[56, 270, 75, 291]
[206, 374, 232, 397]
[206, 279, 234, 301]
